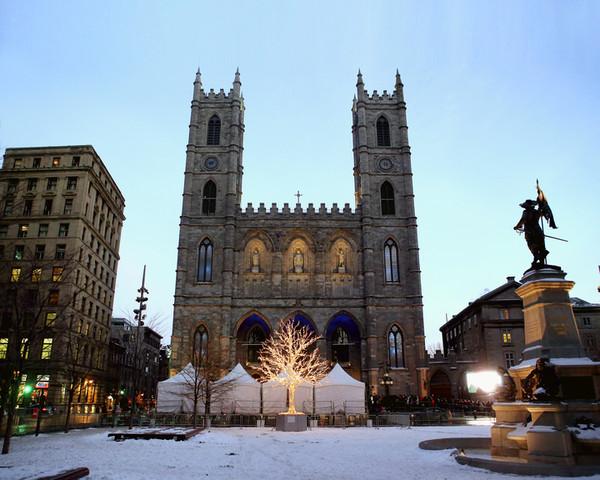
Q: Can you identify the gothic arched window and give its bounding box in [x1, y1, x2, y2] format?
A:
[384, 239, 399, 283]
[247, 326, 266, 364]
[197, 238, 213, 282]
[332, 326, 350, 364]
[388, 324, 404, 368]
[202, 180, 217, 215]
[207, 115, 221, 145]
[377, 116, 391, 147]
[381, 181, 395, 215]
[193, 326, 208, 366]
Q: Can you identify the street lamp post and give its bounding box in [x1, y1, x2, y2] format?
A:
[380, 370, 394, 398]
[129, 265, 149, 429]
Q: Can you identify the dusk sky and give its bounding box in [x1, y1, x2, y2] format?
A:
[1, 1, 598, 346]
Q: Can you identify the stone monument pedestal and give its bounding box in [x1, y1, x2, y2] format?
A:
[490, 266, 600, 465]
[275, 413, 308, 432]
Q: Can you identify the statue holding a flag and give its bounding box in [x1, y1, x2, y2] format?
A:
[514, 180, 561, 268]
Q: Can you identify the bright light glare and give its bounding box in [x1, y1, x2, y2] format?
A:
[466, 370, 502, 394]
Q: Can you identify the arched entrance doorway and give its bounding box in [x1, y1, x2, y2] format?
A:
[235, 313, 270, 376]
[325, 312, 361, 380]
[429, 370, 452, 400]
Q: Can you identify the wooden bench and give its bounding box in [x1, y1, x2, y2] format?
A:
[35, 467, 89, 480]
[108, 427, 203, 442]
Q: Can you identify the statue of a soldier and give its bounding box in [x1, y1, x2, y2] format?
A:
[514, 181, 558, 268]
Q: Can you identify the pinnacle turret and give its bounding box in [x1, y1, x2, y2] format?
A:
[233, 68, 241, 97]
[193, 68, 203, 101]
[356, 69, 365, 100]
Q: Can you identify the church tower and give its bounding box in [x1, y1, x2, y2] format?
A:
[353, 71, 427, 391]
[171, 70, 244, 372]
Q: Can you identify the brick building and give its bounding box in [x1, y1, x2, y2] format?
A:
[0, 146, 124, 411]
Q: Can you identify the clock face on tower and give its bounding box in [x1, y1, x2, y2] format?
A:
[378, 158, 393, 171]
[204, 157, 219, 170]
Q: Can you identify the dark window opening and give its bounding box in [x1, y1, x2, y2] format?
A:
[197, 238, 213, 282]
[207, 115, 221, 145]
[380, 181, 395, 215]
[377, 116, 391, 146]
[388, 324, 404, 368]
[202, 180, 217, 215]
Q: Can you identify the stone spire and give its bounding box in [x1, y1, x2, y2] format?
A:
[233, 67, 241, 97]
[193, 68, 203, 101]
[356, 69, 365, 100]
[395, 69, 404, 101]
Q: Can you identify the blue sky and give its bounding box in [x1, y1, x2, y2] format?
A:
[1, 1, 599, 346]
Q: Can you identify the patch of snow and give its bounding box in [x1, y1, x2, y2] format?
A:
[511, 357, 600, 370]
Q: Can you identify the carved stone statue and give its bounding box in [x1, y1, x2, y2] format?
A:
[522, 357, 560, 401]
[337, 248, 346, 273]
[251, 248, 260, 273]
[293, 248, 304, 273]
[514, 199, 548, 267]
[496, 367, 516, 402]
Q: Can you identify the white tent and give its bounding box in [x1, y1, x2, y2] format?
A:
[156, 363, 205, 413]
[210, 363, 261, 414]
[315, 364, 365, 414]
[262, 373, 313, 414]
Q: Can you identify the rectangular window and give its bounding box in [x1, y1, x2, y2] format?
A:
[27, 178, 37, 191]
[17, 224, 29, 238]
[55, 244, 66, 259]
[0, 245, 4, 259]
[41, 339, 53, 360]
[3, 199, 13, 215]
[47, 177, 58, 190]
[72, 156, 80, 167]
[502, 329, 512, 344]
[0, 338, 7, 360]
[10, 267, 22, 282]
[35, 244, 45, 260]
[58, 223, 69, 237]
[7, 179, 18, 193]
[21, 338, 29, 359]
[33, 157, 41, 168]
[23, 200, 33, 216]
[52, 266, 64, 282]
[63, 199, 73, 215]
[52, 157, 60, 167]
[504, 352, 515, 369]
[38, 223, 49, 237]
[45, 312, 57, 327]
[13, 159, 23, 168]
[66, 177, 78, 190]
[31, 267, 42, 282]
[14, 245, 24, 260]
[0, 225, 7, 237]
[43, 199, 53, 215]
[583, 317, 591, 327]
[48, 289, 59, 306]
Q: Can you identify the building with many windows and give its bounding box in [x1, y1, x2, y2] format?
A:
[171, 71, 427, 396]
[428, 276, 600, 399]
[0, 145, 125, 411]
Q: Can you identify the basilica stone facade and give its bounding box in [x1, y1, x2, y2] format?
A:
[170, 70, 427, 396]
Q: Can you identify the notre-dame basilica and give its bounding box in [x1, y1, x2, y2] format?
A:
[170, 70, 427, 396]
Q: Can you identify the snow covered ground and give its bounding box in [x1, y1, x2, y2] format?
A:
[1, 425, 599, 480]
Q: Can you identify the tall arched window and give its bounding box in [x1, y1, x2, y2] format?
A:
[197, 238, 213, 282]
[332, 326, 350, 364]
[193, 326, 209, 366]
[377, 116, 391, 146]
[380, 181, 395, 215]
[388, 324, 404, 368]
[202, 180, 217, 215]
[246, 326, 266, 364]
[384, 239, 399, 283]
[207, 115, 221, 145]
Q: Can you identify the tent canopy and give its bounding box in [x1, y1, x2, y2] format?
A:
[315, 363, 365, 414]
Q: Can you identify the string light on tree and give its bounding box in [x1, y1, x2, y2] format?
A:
[257, 319, 328, 414]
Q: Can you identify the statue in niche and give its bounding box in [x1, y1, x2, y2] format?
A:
[293, 248, 304, 273]
[251, 248, 260, 273]
[522, 357, 560, 401]
[336, 248, 346, 273]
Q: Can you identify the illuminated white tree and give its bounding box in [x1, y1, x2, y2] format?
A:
[257, 320, 328, 414]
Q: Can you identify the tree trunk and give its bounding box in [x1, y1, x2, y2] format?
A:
[192, 395, 198, 428]
[2, 380, 19, 455]
[64, 388, 74, 433]
[288, 384, 296, 414]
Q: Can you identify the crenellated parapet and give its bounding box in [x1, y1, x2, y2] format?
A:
[237, 202, 359, 218]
